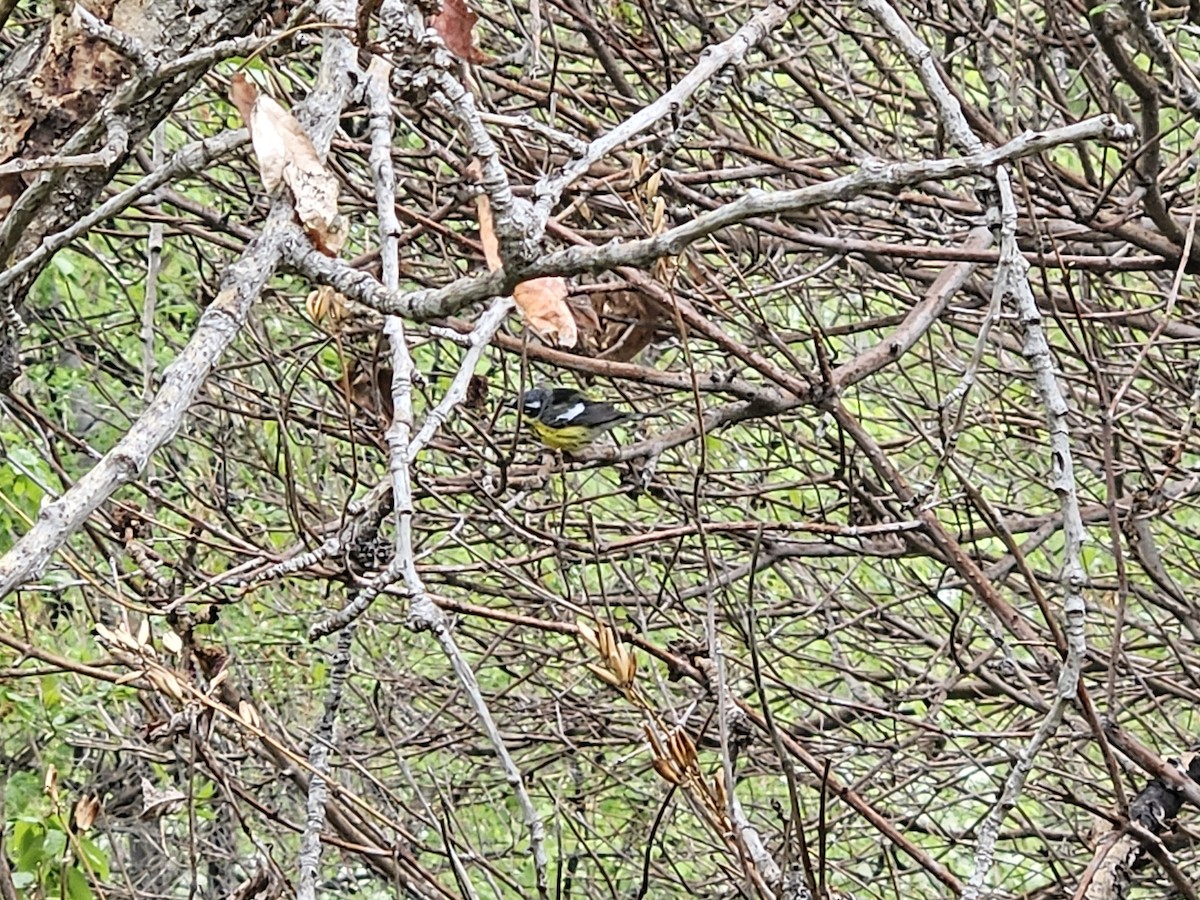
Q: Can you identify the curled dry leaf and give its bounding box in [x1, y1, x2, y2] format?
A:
[305, 285, 353, 331]
[229, 73, 347, 256]
[238, 699, 263, 731]
[44, 764, 58, 799]
[474, 177, 577, 348]
[465, 373, 489, 409]
[593, 289, 664, 362]
[652, 756, 684, 786]
[432, 0, 490, 64]
[585, 661, 624, 689]
[148, 667, 185, 702]
[161, 630, 183, 655]
[513, 277, 575, 348]
[74, 795, 100, 832]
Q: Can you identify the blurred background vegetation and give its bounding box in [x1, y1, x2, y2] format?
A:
[4, 0, 1200, 898]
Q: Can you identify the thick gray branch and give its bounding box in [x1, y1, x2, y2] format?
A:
[0, 217, 289, 598]
[286, 114, 1132, 322]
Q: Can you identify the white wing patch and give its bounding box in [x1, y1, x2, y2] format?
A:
[553, 402, 586, 424]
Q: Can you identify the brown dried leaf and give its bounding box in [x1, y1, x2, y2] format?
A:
[465, 373, 489, 409]
[617, 645, 637, 685]
[711, 773, 727, 810]
[669, 727, 698, 771]
[585, 662, 624, 689]
[595, 289, 664, 362]
[513, 280, 576, 348]
[229, 73, 347, 256]
[475, 185, 577, 348]
[74, 795, 100, 832]
[595, 622, 615, 660]
[239, 699, 263, 731]
[148, 667, 185, 702]
[305, 285, 352, 330]
[643, 723, 668, 757]
[342, 358, 393, 422]
[652, 756, 683, 785]
[228, 72, 258, 131]
[432, 0, 491, 64]
[577, 620, 600, 651]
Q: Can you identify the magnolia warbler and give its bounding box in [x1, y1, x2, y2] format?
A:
[516, 386, 647, 451]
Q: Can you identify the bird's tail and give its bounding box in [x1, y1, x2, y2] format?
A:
[625, 406, 670, 423]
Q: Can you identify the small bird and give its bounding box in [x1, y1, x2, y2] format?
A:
[516, 386, 645, 451]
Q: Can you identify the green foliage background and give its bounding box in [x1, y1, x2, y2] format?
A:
[4, 1, 1200, 899]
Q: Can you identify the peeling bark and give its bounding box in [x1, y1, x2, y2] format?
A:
[0, 0, 271, 363]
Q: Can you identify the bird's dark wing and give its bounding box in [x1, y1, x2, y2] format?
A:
[545, 399, 628, 428]
[548, 388, 587, 406]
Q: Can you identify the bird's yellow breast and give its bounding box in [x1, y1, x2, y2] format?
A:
[530, 420, 594, 451]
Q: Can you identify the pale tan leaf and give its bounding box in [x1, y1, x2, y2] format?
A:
[74, 795, 100, 832]
[230, 74, 285, 193]
[596, 622, 615, 659]
[475, 181, 501, 271]
[305, 285, 352, 331]
[148, 668, 185, 702]
[229, 73, 347, 256]
[432, 0, 490, 64]
[585, 662, 623, 689]
[514, 278, 577, 348]
[136, 616, 150, 649]
[161, 630, 183, 655]
[95, 621, 140, 652]
[474, 184, 576, 348]
[287, 162, 347, 255]
[239, 700, 263, 731]
[576, 620, 599, 651]
[645, 170, 662, 200]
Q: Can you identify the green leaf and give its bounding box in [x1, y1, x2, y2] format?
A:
[65, 865, 93, 900]
[77, 838, 109, 880]
[42, 828, 66, 859]
[13, 820, 44, 871]
[8, 447, 39, 469]
[40, 676, 61, 711]
[10, 871, 34, 889]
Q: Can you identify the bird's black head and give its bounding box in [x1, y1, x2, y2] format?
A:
[519, 386, 551, 417]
